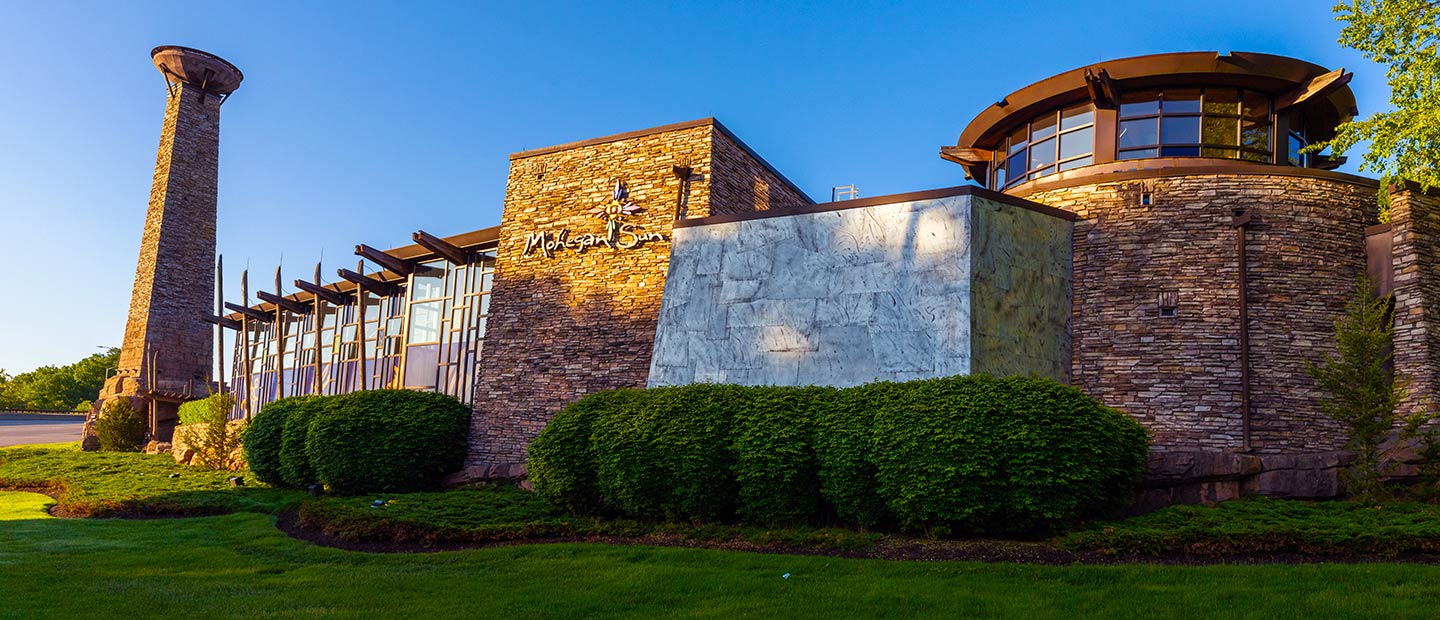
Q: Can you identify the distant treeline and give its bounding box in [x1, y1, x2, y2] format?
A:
[0, 347, 119, 412]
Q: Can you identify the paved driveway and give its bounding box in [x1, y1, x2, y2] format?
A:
[0, 414, 85, 447]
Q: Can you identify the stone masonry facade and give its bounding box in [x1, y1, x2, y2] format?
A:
[1390, 188, 1440, 420]
[98, 82, 222, 437]
[1019, 172, 1375, 455]
[465, 119, 809, 477]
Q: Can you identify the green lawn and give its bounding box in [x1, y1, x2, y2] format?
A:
[1, 490, 1440, 619]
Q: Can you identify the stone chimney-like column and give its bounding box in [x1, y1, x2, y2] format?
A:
[92, 46, 243, 444]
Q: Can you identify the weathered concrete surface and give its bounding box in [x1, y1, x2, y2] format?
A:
[649, 193, 1072, 387]
[0, 414, 85, 447]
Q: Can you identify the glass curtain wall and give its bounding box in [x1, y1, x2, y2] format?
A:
[229, 251, 493, 417]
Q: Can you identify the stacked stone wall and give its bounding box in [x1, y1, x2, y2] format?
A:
[467, 120, 804, 476]
[98, 82, 223, 439]
[1019, 174, 1374, 454]
[1391, 189, 1440, 419]
[708, 128, 810, 216]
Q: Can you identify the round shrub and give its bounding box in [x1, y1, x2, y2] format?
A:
[528, 389, 639, 515]
[871, 375, 1149, 536]
[242, 398, 290, 486]
[305, 390, 470, 494]
[276, 396, 327, 488]
[590, 384, 742, 522]
[730, 386, 834, 527]
[95, 398, 145, 452]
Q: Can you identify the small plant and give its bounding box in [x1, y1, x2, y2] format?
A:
[95, 398, 145, 452]
[176, 392, 245, 471]
[1307, 277, 1432, 503]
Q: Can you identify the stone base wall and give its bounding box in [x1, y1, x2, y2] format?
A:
[1018, 173, 1375, 455]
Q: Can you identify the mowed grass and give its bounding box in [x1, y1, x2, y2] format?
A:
[0, 443, 304, 516]
[1, 491, 1439, 619]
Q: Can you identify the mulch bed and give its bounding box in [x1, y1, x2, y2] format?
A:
[271, 509, 1440, 565]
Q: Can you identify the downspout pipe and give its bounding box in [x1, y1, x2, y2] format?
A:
[1232, 208, 1254, 452]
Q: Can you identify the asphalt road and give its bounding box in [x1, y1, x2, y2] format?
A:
[0, 414, 85, 447]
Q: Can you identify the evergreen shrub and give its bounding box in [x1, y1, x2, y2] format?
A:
[95, 398, 145, 452]
[528, 375, 1150, 536]
[871, 375, 1149, 536]
[242, 397, 292, 486]
[277, 396, 327, 488]
[305, 390, 470, 494]
[590, 384, 741, 522]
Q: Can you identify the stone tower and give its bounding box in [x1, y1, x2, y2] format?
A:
[92, 46, 243, 443]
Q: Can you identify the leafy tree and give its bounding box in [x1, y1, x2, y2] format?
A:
[1306, 278, 1430, 502]
[1310, 1, 1440, 220]
[0, 348, 118, 411]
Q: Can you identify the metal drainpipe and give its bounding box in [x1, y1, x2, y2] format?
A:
[1232, 208, 1254, 452]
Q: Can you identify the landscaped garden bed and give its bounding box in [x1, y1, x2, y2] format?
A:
[9, 442, 1440, 564]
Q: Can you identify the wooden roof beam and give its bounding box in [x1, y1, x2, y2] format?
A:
[1274, 68, 1352, 112]
[224, 302, 274, 322]
[337, 268, 402, 297]
[355, 243, 415, 276]
[412, 230, 471, 265]
[1083, 67, 1119, 109]
[202, 314, 243, 331]
[294, 279, 348, 305]
[257, 290, 310, 314]
[939, 146, 994, 181]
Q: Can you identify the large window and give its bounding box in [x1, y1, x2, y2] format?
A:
[991, 103, 1095, 189]
[1117, 88, 1271, 162]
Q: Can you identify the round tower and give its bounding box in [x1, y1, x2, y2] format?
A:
[91, 46, 243, 445]
[944, 52, 1379, 501]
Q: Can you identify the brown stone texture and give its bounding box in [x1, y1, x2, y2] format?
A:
[1389, 189, 1440, 420]
[1017, 173, 1375, 455]
[98, 82, 223, 439]
[466, 120, 808, 476]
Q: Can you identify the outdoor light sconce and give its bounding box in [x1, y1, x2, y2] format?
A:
[1157, 291, 1179, 318]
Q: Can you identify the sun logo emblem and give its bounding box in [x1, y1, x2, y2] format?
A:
[590, 180, 643, 241]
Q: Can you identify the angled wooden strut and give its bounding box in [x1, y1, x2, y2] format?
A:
[337, 268, 403, 297]
[355, 244, 416, 276]
[412, 230, 471, 265]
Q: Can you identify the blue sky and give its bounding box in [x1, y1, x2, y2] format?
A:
[0, 0, 1387, 374]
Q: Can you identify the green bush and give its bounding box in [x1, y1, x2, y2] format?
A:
[305, 390, 470, 494]
[814, 382, 895, 529]
[528, 389, 637, 515]
[95, 398, 145, 452]
[529, 375, 1149, 536]
[730, 386, 833, 527]
[177, 395, 217, 426]
[590, 384, 741, 522]
[277, 396, 327, 488]
[871, 375, 1148, 536]
[177, 392, 244, 470]
[242, 398, 289, 486]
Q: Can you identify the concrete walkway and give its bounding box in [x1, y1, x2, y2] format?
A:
[0, 414, 85, 447]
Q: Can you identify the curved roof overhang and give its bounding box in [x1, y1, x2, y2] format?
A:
[954, 51, 1358, 152]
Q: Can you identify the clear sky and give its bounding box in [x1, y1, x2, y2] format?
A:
[0, 0, 1387, 375]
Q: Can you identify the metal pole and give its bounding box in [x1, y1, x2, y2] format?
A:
[216, 255, 225, 395]
[313, 261, 324, 395]
[241, 270, 253, 421]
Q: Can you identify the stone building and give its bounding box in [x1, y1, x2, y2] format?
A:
[211, 51, 1440, 502]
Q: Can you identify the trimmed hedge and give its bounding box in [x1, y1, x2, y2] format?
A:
[178, 393, 232, 426]
[591, 384, 741, 522]
[277, 396, 326, 488]
[240, 390, 470, 494]
[306, 390, 470, 495]
[241, 398, 292, 486]
[528, 375, 1149, 535]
